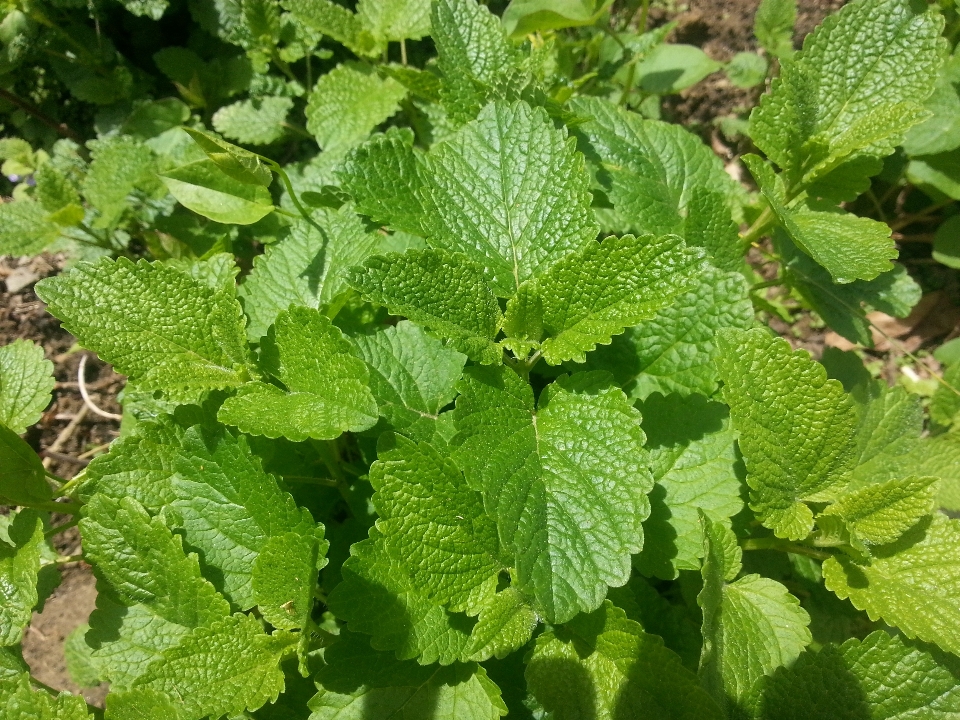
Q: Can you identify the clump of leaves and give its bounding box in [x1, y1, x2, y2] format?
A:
[3, 0, 960, 719]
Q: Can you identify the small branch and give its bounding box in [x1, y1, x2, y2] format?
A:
[400, 38, 408, 66]
[42, 450, 89, 467]
[0, 88, 83, 144]
[55, 553, 85, 565]
[42, 405, 88, 470]
[45, 517, 79, 538]
[887, 198, 953, 232]
[740, 537, 832, 560]
[78, 354, 122, 420]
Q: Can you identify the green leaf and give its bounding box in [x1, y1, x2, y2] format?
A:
[239, 208, 386, 341]
[211, 96, 294, 146]
[280, 0, 380, 57]
[357, 0, 432, 42]
[118, 0, 168, 19]
[903, 71, 960, 157]
[167, 424, 320, 608]
[824, 514, 960, 656]
[748, 630, 960, 719]
[0, 424, 52, 505]
[726, 52, 768, 89]
[931, 361, 960, 427]
[0, 510, 44, 647]
[311, 630, 507, 719]
[634, 394, 744, 580]
[746, 155, 896, 283]
[0, 339, 54, 434]
[847, 382, 925, 486]
[583, 266, 755, 400]
[502, 0, 610, 38]
[347, 249, 503, 365]
[750, 0, 944, 191]
[305, 63, 406, 154]
[784, 247, 921, 347]
[526, 600, 724, 720]
[569, 97, 740, 267]
[160, 159, 275, 225]
[529, 233, 703, 364]
[371, 434, 500, 614]
[219, 306, 378, 441]
[636, 44, 722, 94]
[934, 214, 960, 269]
[36, 257, 251, 402]
[337, 127, 425, 235]
[124, 613, 296, 720]
[432, 0, 525, 123]
[452, 368, 651, 623]
[81, 495, 231, 687]
[754, 0, 795, 59]
[823, 475, 938, 548]
[465, 587, 537, 662]
[327, 530, 476, 665]
[698, 515, 811, 712]
[65, 624, 101, 688]
[906, 150, 960, 200]
[35, 162, 81, 214]
[352, 321, 466, 439]
[0, 673, 93, 720]
[253, 530, 326, 631]
[122, 99, 191, 141]
[0, 200, 60, 257]
[716, 328, 857, 540]
[83, 136, 158, 227]
[419, 100, 598, 296]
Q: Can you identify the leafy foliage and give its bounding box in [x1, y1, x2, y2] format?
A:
[1, 0, 959, 717]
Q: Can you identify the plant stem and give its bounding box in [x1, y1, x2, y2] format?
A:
[0, 88, 83, 144]
[740, 206, 775, 245]
[740, 537, 832, 560]
[400, 38, 408, 66]
[45, 517, 79, 538]
[631, 0, 651, 32]
[56, 553, 85, 564]
[265, 160, 316, 227]
[888, 198, 954, 231]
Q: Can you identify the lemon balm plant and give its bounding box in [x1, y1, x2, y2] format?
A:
[3, 0, 960, 718]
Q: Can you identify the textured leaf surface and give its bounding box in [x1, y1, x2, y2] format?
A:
[823, 475, 937, 547]
[36, 258, 250, 402]
[219, 307, 378, 440]
[305, 63, 406, 153]
[698, 516, 811, 711]
[569, 96, 740, 268]
[212, 96, 293, 145]
[0, 201, 60, 257]
[635, 394, 743, 579]
[750, 0, 944, 189]
[127, 613, 295, 720]
[823, 514, 960, 655]
[716, 328, 857, 540]
[419, 101, 597, 296]
[465, 588, 537, 662]
[754, 0, 795, 58]
[352, 321, 466, 439]
[0, 510, 44, 647]
[526, 601, 723, 720]
[452, 368, 651, 623]
[81, 495, 231, 687]
[239, 208, 384, 341]
[252, 530, 326, 631]
[327, 531, 476, 665]
[748, 630, 960, 719]
[83, 136, 157, 227]
[347, 249, 502, 364]
[167, 425, 319, 608]
[371, 434, 500, 614]
[357, 0, 431, 42]
[531, 234, 703, 364]
[583, 265, 754, 399]
[281, 0, 379, 57]
[0, 673, 92, 720]
[0, 339, 54, 434]
[311, 630, 506, 719]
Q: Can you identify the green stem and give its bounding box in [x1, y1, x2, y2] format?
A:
[888, 197, 954, 231]
[740, 537, 832, 561]
[0, 495, 83, 515]
[264, 160, 316, 227]
[56, 471, 86, 499]
[400, 38, 408, 66]
[631, 0, 650, 31]
[44, 469, 68, 485]
[750, 277, 783, 292]
[740, 206, 775, 245]
[55, 553, 85, 564]
[45, 517, 79, 538]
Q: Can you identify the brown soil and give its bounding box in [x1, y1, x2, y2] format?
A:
[1, 254, 123, 705]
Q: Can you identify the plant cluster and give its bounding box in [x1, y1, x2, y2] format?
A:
[3, 0, 960, 718]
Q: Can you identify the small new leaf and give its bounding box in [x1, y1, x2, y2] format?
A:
[0, 339, 54, 434]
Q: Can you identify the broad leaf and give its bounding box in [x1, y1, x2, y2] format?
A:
[716, 328, 857, 540]
[822, 475, 938, 548]
[0, 339, 54, 434]
[36, 257, 251, 402]
[252, 530, 326, 631]
[357, 0, 432, 42]
[160, 159, 275, 225]
[0, 200, 61, 257]
[526, 601, 724, 720]
[218, 307, 378, 440]
[635, 394, 743, 579]
[211, 96, 294, 146]
[419, 100, 598, 296]
[305, 63, 406, 154]
[181, 127, 273, 186]
[748, 630, 960, 719]
[0, 510, 45, 647]
[465, 588, 537, 662]
[347, 249, 503, 364]
[311, 630, 507, 719]
[84, 136, 159, 227]
[280, 0, 379, 57]
[823, 513, 960, 656]
[502, 0, 609, 37]
[371, 434, 501, 614]
[452, 368, 651, 623]
[0, 673, 93, 720]
[526, 233, 703, 364]
[0, 424, 53, 505]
